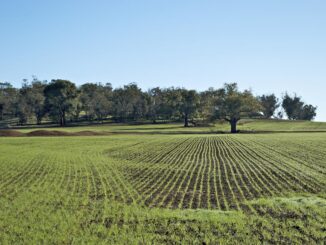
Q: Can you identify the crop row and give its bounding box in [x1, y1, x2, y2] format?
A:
[111, 135, 326, 211]
[0, 135, 325, 214]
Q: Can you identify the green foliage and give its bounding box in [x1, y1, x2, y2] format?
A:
[16, 78, 47, 125]
[258, 94, 280, 118]
[199, 87, 221, 121]
[146, 87, 164, 123]
[179, 89, 200, 126]
[0, 82, 18, 120]
[215, 83, 261, 133]
[0, 79, 320, 127]
[282, 93, 317, 120]
[112, 83, 147, 121]
[44, 79, 78, 126]
[80, 83, 113, 120]
[300, 104, 317, 120]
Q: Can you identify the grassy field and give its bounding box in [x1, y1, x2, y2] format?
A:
[0, 132, 325, 243]
[1, 119, 326, 136]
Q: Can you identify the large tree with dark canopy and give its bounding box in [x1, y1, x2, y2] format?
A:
[18, 77, 47, 125]
[179, 89, 200, 127]
[300, 104, 317, 120]
[146, 87, 164, 123]
[44, 79, 78, 126]
[282, 93, 303, 120]
[282, 93, 317, 120]
[258, 94, 279, 118]
[16, 81, 33, 125]
[80, 83, 113, 120]
[29, 78, 47, 124]
[161, 87, 183, 121]
[112, 83, 146, 121]
[215, 83, 261, 133]
[0, 82, 17, 121]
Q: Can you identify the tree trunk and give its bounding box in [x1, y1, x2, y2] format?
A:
[36, 115, 42, 125]
[230, 118, 238, 133]
[184, 114, 189, 127]
[0, 106, 3, 120]
[60, 116, 64, 126]
[63, 111, 66, 126]
[152, 115, 157, 124]
[60, 111, 66, 127]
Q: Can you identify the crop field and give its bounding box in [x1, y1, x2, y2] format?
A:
[0, 132, 326, 243]
[111, 134, 325, 211]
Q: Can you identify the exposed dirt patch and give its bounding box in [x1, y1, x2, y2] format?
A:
[27, 130, 112, 137]
[73, 130, 109, 136]
[26, 130, 72, 136]
[0, 130, 111, 137]
[0, 130, 24, 137]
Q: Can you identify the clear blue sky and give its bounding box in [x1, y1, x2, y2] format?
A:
[1, 0, 325, 121]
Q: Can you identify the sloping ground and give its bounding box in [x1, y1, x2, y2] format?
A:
[0, 130, 24, 137]
[0, 134, 325, 243]
[26, 130, 109, 136]
[0, 130, 111, 137]
[1, 119, 326, 136]
[238, 119, 326, 131]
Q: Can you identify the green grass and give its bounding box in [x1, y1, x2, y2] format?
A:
[0, 133, 325, 243]
[4, 119, 326, 136]
[237, 119, 326, 131]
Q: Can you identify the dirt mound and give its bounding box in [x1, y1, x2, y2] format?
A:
[0, 130, 24, 137]
[0, 128, 112, 137]
[25, 130, 110, 137]
[26, 130, 72, 136]
[73, 131, 108, 136]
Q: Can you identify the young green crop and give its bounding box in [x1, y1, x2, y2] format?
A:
[0, 133, 325, 243]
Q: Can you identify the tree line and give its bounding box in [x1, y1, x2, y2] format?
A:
[0, 78, 317, 133]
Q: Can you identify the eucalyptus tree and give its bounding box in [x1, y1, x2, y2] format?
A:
[112, 83, 146, 121]
[80, 83, 112, 120]
[0, 82, 17, 121]
[180, 89, 200, 127]
[44, 79, 78, 126]
[147, 87, 163, 123]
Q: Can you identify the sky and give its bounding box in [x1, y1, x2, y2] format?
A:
[0, 0, 325, 121]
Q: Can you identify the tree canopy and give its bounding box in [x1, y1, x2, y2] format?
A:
[214, 83, 261, 133]
[44, 80, 78, 126]
[0, 79, 318, 132]
[282, 93, 317, 121]
[258, 94, 279, 119]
